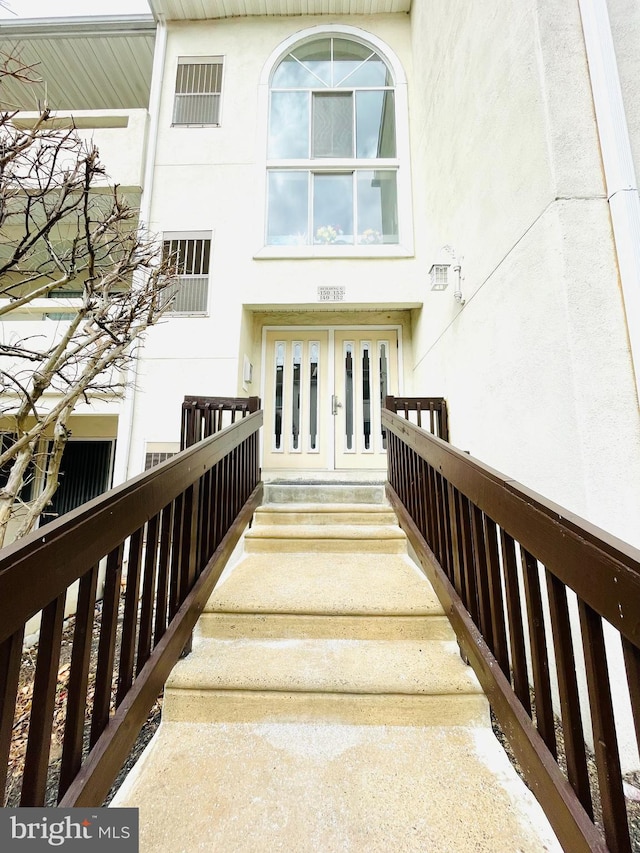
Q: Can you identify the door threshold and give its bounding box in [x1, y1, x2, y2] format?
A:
[261, 469, 387, 484]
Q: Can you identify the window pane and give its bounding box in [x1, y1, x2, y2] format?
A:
[356, 91, 396, 158]
[312, 92, 353, 158]
[335, 55, 392, 87]
[267, 171, 308, 245]
[271, 55, 322, 89]
[357, 170, 398, 244]
[291, 39, 332, 86]
[313, 173, 353, 244]
[269, 92, 309, 158]
[332, 38, 374, 87]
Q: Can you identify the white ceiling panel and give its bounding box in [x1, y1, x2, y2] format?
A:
[0, 16, 156, 111]
[149, 0, 411, 20]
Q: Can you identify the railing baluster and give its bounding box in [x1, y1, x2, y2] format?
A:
[439, 471, 454, 581]
[169, 493, 184, 621]
[470, 505, 494, 650]
[417, 457, 429, 540]
[136, 514, 161, 675]
[59, 564, 99, 801]
[458, 495, 479, 624]
[0, 627, 25, 804]
[520, 548, 556, 756]
[21, 594, 66, 805]
[154, 503, 173, 645]
[578, 600, 631, 853]
[483, 517, 510, 676]
[447, 484, 464, 598]
[116, 530, 144, 706]
[91, 544, 123, 747]
[546, 572, 593, 817]
[499, 530, 532, 716]
[622, 637, 640, 752]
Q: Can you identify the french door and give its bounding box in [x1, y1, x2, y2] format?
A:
[262, 328, 398, 470]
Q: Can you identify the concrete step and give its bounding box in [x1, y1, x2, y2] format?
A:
[254, 503, 398, 526]
[198, 552, 453, 640]
[244, 523, 407, 554]
[263, 482, 386, 505]
[163, 637, 489, 727]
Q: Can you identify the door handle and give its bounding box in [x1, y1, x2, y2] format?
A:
[331, 394, 342, 416]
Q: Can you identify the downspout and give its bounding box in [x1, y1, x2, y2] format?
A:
[578, 0, 640, 406]
[112, 19, 167, 485]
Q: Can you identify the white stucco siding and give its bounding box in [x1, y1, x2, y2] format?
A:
[409, 0, 640, 547]
[607, 0, 640, 183]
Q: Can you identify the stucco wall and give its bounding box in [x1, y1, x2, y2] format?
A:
[607, 0, 640, 182]
[410, 0, 640, 548]
[131, 14, 421, 467]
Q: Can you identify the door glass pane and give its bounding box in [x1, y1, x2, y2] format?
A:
[356, 91, 396, 158]
[356, 170, 398, 244]
[274, 342, 285, 450]
[309, 341, 319, 450]
[313, 173, 353, 244]
[292, 341, 302, 450]
[345, 342, 354, 451]
[379, 342, 388, 450]
[269, 92, 309, 159]
[267, 171, 308, 245]
[312, 92, 354, 158]
[362, 342, 371, 450]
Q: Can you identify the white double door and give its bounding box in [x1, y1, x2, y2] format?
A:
[263, 328, 399, 470]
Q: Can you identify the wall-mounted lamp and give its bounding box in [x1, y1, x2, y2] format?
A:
[429, 246, 465, 305]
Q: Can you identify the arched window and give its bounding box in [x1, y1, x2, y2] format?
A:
[265, 35, 401, 250]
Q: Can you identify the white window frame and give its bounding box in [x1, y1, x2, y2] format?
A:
[254, 25, 414, 259]
[162, 231, 212, 316]
[172, 56, 224, 127]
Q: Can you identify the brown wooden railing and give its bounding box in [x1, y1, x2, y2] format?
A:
[383, 407, 639, 853]
[0, 410, 263, 807]
[181, 395, 261, 449]
[384, 395, 449, 441]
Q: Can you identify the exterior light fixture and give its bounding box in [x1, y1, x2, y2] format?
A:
[429, 245, 455, 291]
[430, 246, 465, 305]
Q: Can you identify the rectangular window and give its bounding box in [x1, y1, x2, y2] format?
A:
[163, 233, 211, 315]
[173, 57, 223, 126]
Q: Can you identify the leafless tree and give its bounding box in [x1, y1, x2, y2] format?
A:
[0, 55, 175, 546]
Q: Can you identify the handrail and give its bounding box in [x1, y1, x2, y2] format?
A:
[383, 408, 639, 853]
[0, 410, 263, 807]
[181, 395, 261, 449]
[384, 395, 449, 441]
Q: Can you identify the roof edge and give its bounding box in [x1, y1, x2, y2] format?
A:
[0, 14, 156, 39]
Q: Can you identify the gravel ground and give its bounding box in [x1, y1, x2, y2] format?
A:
[491, 709, 640, 852]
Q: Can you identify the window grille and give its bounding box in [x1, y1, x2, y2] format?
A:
[144, 451, 176, 470]
[173, 58, 223, 126]
[163, 235, 211, 315]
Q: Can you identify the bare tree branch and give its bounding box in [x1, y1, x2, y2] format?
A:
[0, 53, 176, 546]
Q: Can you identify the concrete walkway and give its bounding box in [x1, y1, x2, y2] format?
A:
[113, 485, 561, 852]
